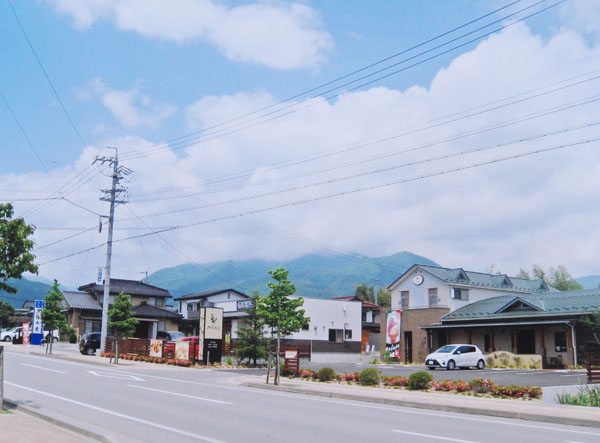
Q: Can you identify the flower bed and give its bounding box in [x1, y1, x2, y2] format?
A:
[296, 369, 541, 399]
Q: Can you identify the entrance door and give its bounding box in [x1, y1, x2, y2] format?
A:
[404, 331, 413, 363]
[516, 329, 535, 354]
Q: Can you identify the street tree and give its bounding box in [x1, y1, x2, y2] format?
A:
[108, 292, 138, 364]
[0, 299, 15, 331]
[41, 280, 67, 354]
[0, 203, 38, 294]
[257, 268, 309, 385]
[235, 292, 268, 366]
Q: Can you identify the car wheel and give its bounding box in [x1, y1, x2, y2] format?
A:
[476, 359, 485, 370]
[4, 336, 12, 342]
[446, 360, 456, 370]
[85, 347, 95, 356]
[427, 367, 436, 371]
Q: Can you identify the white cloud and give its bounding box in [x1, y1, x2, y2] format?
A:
[85, 78, 176, 128]
[7, 22, 600, 286]
[560, 0, 600, 41]
[45, 0, 332, 70]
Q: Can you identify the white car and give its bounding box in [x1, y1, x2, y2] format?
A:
[1, 326, 22, 342]
[425, 344, 485, 370]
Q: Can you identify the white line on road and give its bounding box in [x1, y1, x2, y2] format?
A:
[88, 370, 144, 381]
[560, 374, 587, 377]
[20, 363, 66, 373]
[5, 381, 227, 443]
[127, 384, 232, 405]
[390, 429, 480, 442]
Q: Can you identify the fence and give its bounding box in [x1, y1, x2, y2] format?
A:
[586, 342, 600, 384]
[104, 337, 192, 361]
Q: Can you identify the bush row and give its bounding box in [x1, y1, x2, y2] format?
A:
[298, 368, 542, 398]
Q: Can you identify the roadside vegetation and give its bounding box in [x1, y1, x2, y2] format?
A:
[557, 385, 600, 407]
[296, 368, 542, 399]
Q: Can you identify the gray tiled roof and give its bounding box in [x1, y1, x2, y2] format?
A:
[173, 288, 248, 301]
[417, 265, 549, 292]
[62, 291, 102, 311]
[78, 279, 171, 298]
[443, 289, 600, 321]
[133, 303, 181, 320]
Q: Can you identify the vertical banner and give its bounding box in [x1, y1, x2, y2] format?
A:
[385, 310, 402, 359]
[22, 323, 30, 345]
[149, 339, 163, 357]
[175, 341, 189, 360]
[31, 300, 45, 345]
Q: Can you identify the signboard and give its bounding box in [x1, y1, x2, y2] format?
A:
[22, 323, 30, 345]
[149, 339, 163, 357]
[236, 300, 254, 311]
[203, 339, 222, 364]
[385, 310, 402, 359]
[175, 341, 189, 360]
[31, 300, 45, 345]
[285, 350, 298, 359]
[204, 307, 223, 340]
[97, 267, 104, 284]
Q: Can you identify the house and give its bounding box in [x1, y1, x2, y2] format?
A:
[421, 288, 600, 368]
[333, 295, 381, 352]
[387, 264, 551, 363]
[64, 279, 180, 338]
[175, 289, 362, 357]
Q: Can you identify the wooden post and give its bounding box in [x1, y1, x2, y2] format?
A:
[0, 346, 4, 411]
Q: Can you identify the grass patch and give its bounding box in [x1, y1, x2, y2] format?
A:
[557, 385, 600, 407]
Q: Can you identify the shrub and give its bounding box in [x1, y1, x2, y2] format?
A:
[382, 376, 408, 387]
[359, 368, 380, 386]
[317, 367, 336, 382]
[513, 356, 522, 368]
[432, 380, 454, 391]
[226, 357, 233, 366]
[69, 332, 77, 344]
[485, 356, 495, 368]
[300, 368, 316, 378]
[557, 385, 600, 407]
[453, 380, 471, 392]
[469, 379, 496, 394]
[407, 371, 433, 390]
[500, 357, 510, 367]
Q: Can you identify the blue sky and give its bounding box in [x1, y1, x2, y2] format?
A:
[1, 0, 599, 287]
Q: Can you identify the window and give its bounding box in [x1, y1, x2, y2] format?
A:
[555, 331, 567, 352]
[302, 323, 309, 331]
[187, 302, 197, 311]
[328, 329, 344, 343]
[428, 288, 438, 307]
[484, 333, 492, 352]
[361, 311, 367, 322]
[400, 291, 409, 308]
[452, 288, 469, 300]
[344, 329, 352, 340]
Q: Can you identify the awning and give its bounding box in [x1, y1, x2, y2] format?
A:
[420, 319, 576, 329]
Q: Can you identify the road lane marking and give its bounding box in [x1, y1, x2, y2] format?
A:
[390, 429, 480, 442]
[5, 381, 226, 443]
[88, 370, 144, 381]
[20, 363, 66, 373]
[127, 385, 232, 405]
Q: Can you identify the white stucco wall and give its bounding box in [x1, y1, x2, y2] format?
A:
[178, 291, 248, 319]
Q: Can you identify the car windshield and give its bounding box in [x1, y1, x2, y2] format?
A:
[170, 331, 185, 340]
[435, 345, 457, 353]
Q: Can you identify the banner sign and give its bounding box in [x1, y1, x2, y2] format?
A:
[204, 307, 223, 340]
[97, 267, 104, 284]
[22, 323, 30, 345]
[385, 310, 402, 359]
[236, 300, 253, 311]
[175, 341, 189, 360]
[149, 339, 163, 357]
[31, 300, 45, 345]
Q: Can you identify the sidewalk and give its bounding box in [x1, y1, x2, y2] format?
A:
[240, 376, 600, 429]
[0, 409, 98, 442]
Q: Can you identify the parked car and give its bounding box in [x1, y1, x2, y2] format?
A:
[425, 344, 485, 370]
[156, 330, 185, 341]
[41, 329, 60, 343]
[1, 326, 22, 342]
[79, 332, 109, 355]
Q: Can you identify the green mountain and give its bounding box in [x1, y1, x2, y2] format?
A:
[148, 251, 438, 299]
[576, 275, 600, 290]
[0, 278, 53, 308]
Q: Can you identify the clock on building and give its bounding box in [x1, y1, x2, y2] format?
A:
[412, 274, 424, 285]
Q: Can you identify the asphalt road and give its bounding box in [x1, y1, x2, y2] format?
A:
[3, 350, 599, 443]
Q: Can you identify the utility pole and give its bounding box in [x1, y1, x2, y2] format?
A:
[94, 148, 132, 352]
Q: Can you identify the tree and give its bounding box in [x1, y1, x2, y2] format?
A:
[377, 288, 391, 308]
[524, 264, 584, 291]
[40, 280, 67, 354]
[235, 292, 268, 366]
[579, 310, 600, 344]
[0, 298, 15, 330]
[256, 268, 309, 385]
[108, 292, 138, 364]
[515, 268, 531, 280]
[0, 203, 38, 294]
[355, 282, 375, 303]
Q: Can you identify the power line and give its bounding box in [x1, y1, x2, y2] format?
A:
[121, 0, 561, 162]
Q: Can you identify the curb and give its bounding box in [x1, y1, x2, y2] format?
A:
[28, 351, 136, 368]
[3, 399, 110, 442]
[242, 382, 600, 429]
